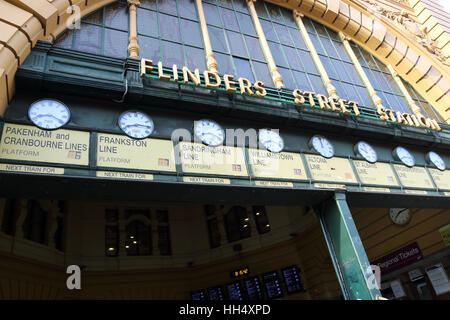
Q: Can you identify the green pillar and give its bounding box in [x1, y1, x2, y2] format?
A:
[316, 192, 382, 300]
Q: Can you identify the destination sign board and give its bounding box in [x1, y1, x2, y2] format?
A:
[353, 161, 399, 186]
[305, 155, 357, 184]
[248, 149, 307, 180]
[393, 165, 434, 189]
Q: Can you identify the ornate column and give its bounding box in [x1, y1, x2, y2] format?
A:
[43, 200, 60, 248]
[293, 11, 338, 98]
[195, 0, 218, 73]
[246, 0, 284, 88]
[386, 64, 422, 115]
[338, 32, 385, 109]
[127, 0, 140, 59]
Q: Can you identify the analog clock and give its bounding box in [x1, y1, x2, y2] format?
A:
[389, 208, 411, 226]
[259, 129, 284, 153]
[355, 141, 377, 163]
[309, 135, 334, 158]
[393, 146, 415, 167]
[193, 119, 225, 146]
[426, 151, 446, 171]
[118, 111, 154, 139]
[28, 99, 70, 130]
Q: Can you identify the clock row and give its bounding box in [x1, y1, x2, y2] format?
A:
[27, 99, 447, 171]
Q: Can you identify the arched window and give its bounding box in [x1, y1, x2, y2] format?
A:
[254, 2, 326, 93]
[303, 17, 373, 108]
[55, 1, 129, 59]
[225, 206, 251, 242]
[202, 0, 271, 85]
[401, 79, 444, 122]
[138, 0, 205, 70]
[23, 200, 48, 245]
[125, 220, 152, 256]
[351, 42, 411, 113]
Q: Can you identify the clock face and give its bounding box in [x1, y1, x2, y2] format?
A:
[28, 99, 70, 130]
[259, 129, 284, 153]
[118, 111, 154, 139]
[194, 119, 225, 146]
[355, 141, 377, 163]
[389, 208, 411, 226]
[393, 146, 415, 167]
[426, 151, 446, 171]
[310, 135, 334, 158]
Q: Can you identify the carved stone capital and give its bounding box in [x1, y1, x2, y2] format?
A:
[271, 67, 284, 89]
[206, 53, 218, 73]
[127, 0, 140, 8]
[293, 10, 304, 19]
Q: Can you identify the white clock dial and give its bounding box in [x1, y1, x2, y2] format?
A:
[118, 111, 154, 139]
[355, 141, 377, 163]
[194, 119, 224, 146]
[310, 135, 334, 158]
[389, 208, 411, 226]
[259, 129, 284, 153]
[28, 99, 70, 130]
[393, 146, 415, 167]
[426, 151, 446, 171]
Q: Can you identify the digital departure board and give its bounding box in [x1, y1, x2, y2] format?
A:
[226, 281, 244, 300]
[262, 271, 283, 299]
[191, 289, 206, 300]
[281, 265, 304, 294]
[207, 286, 224, 300]
[244, 276, 264, 300]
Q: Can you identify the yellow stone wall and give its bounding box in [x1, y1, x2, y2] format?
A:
[0, 0, 449, 122]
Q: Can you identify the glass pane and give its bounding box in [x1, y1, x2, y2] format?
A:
[220, 8, 239, 31]
[162, 40, 184, 66]
[185, 46, 206, 71]
[297, 50, 317, 74]
[274, 23, 293, 47]
[203, 2, 222, 27]
[209, 26, 228, 52]
[254, 1, 269, 19]
[245, 36, 264, 61]
[281, 8, 297, 28]
[237, 12, 256, 36]
[227, 31, 247, 57]
[260, 19, 276, 42]
[252, 61, 272, 87]
[217, 0, 233, 8]
[158, 0, 178, 15]
[138, 9, 158, 37]
[355, 86, 372, 107]
[160, 14, 181, 41]
[343, 61, 362, 85]
[214, 51, 234, 75]
[55, 30, 74, 49]
[105, 3, 128, 30]
[267, 3, 283, 24]
[84, 10, 103, 25]
[309, 74, 326, 94]
[289, 28, 306, 50]
[233, 57, 254, 81]
[293, 71, 312, 91]
[104, 29, 128, 58]
[141, 0, 157, 10]
[283, 46, 302, 71]
[232, 0, 248, 13]
[278, 67, 295, 90]
[139, 36, 161, 62]
[74, 24, 102, 55]
[321, 56, 337, 79]
[181, 19, 203, 47]
[179, 0, 198, 20]
[268, 41, 288, 68]
[341, 82, 360, 102]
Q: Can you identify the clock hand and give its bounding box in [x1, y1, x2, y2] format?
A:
[395, 208, 408, 219]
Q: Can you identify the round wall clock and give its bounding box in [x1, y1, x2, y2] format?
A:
[389, 208, 411, 226]
[354, 141, 377, 163]
[28, 99, 70, 130]
[193, 119, 225, 146]
[309, 135, 334, 158]
[259, 129, 284, 153]
[425, 151, 446, 171]
[393, 146, 415, 167]
[118, 110, 154, 139]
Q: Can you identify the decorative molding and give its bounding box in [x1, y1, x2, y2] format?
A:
[363, 0, 450, 66]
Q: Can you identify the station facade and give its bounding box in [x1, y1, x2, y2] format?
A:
[0, 0, 449, 300]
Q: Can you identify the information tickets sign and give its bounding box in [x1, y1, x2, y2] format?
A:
[178, 142, 248, 177]
[305, 155, 357, 184]
[353, 160, 399, 186]
[393, 165, 434, 189]
[248, 149, 307, 180]
[97, 133, 176, 172]
[0, 123, 89, 165]
[428, 169, 450, 190]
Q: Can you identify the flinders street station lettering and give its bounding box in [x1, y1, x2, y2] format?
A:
[140, 59, 441, 132]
